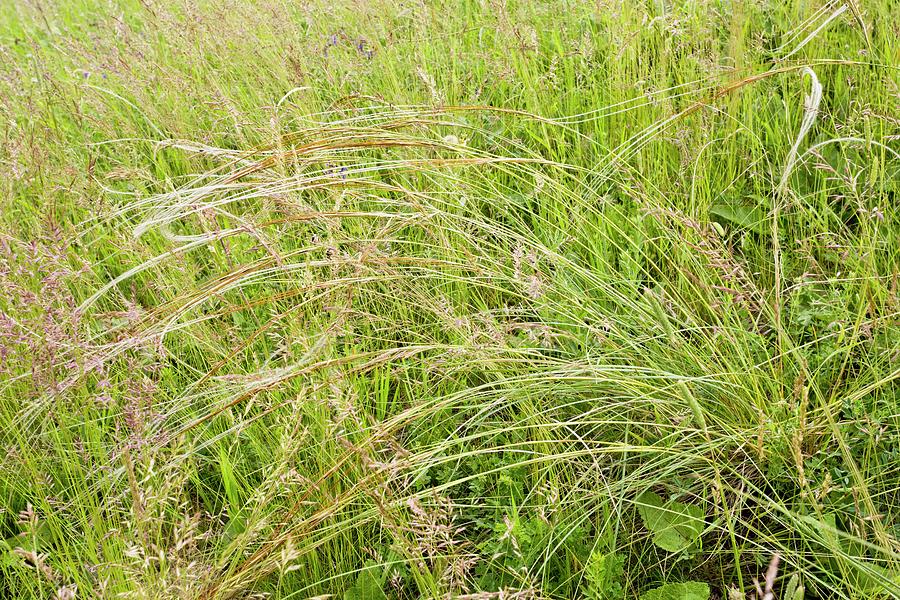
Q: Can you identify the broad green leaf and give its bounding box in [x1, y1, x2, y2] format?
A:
[344, 561, 388, 600]
[784, 573, 805, 600]
[585, 550, 625, 600]
[709, 203, 768, 235]
[637, 492, 704, 554]
[2, 522, 53, 553]
[639, 581, 710, 600]
[806, 515, 900, 594]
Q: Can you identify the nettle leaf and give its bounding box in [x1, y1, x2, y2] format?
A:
[639, 581, 710, 600]
[637, 492, 704, 554]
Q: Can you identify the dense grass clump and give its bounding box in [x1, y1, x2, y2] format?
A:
[1, 1, 899, 598]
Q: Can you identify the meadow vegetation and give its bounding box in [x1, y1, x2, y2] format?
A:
[0, 0, 898, 598]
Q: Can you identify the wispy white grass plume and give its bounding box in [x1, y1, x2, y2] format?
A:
[778, 67, 823, 196]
